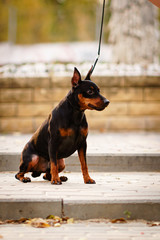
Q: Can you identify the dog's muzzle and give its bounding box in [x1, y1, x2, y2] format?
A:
[104, 99, 110, 107]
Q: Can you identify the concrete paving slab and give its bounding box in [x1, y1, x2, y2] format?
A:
[0, 221, 160, 240]
[0, 172, 160, 221]
[0, 133, 160, 172]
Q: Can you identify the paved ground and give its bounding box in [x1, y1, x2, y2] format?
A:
[0, 132, 160, 154]
[1, 171, 160, 202]
[1, 220, 160, 240]
[0, 171, 160, 221]
[0, 133, 160, 237]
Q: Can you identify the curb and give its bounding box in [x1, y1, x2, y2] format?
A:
[0, 199, 160, 221]
[0, 199, 62, 220]
[64, 200, 160, 221]
[0, 152, 160, 172]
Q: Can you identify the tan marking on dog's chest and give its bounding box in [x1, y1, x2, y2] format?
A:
[59, 128, 74, 137]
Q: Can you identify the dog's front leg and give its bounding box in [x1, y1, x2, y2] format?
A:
[78, 141, 96, 184]
[48, 139, 62, 185]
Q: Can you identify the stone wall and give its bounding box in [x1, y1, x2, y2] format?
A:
[0, 76, 160, 133]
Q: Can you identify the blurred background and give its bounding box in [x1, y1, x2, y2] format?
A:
[0, 0, 110, 44]
[0, 0, 160, 133]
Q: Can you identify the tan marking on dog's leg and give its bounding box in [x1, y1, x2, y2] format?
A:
[15, 172, 31, 183]
[78, 148, 95, 184]
[50, 162, 61, 185]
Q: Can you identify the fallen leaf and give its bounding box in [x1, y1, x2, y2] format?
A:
[0, 235, 3, 239]
[4, 219, 16, 224]
[54, 223, 61, 227]
[111, 218, 127, 223]
[62, 216, 69, 222]
[0, 215, 74, 228]
[46, 219, 57, 226]
[27, 218, 50, 228]
[16, 217, 29, 223]
[147, 221, 160, 227]
[4, 218, 29, 224]
[67, 218, 74, 224]
[54, 216, 61, 222]
[46, 215, 55, 219]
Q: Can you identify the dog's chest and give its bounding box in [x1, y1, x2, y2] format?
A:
[57, 126, 88, 158]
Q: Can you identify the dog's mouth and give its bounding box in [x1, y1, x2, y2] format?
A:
[88, 103, 109, 111]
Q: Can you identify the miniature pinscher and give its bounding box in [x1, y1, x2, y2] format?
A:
[15, 68, 109, 184]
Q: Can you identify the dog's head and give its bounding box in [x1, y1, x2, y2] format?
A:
[71, 67, 110, 111]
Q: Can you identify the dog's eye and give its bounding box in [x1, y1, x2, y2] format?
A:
[87, 89, 94, 95]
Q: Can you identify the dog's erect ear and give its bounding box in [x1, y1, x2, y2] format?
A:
[71, 67, 82, 88]
[84, 67, 92, 81]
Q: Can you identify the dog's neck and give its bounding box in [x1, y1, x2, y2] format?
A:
[66, 90, 85, 125]
[66, 90, 81, 111]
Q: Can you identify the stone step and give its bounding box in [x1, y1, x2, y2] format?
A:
[0, 133, 160, 172]
[0, 152, 160, 172]
[0, 172, 160, 221]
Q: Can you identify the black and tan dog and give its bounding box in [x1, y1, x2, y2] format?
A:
[15, 68, 109, 184]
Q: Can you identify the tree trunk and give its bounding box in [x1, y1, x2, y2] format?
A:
[109, 0, 159, 64]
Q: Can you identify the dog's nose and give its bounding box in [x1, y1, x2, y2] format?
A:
[104, 99, 110, 106]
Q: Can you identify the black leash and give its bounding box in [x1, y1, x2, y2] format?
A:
[90, 0, 106, 76]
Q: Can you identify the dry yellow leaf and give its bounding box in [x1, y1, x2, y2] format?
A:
[54, 223, 61, 227]
[67, 218, 74, 224]
[54, 216, 61, 222]
[46, 215, 55, 219]
[111, 218, 127, 223]
[27, 218, 50, 228]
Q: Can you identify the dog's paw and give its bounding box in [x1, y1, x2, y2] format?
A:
[51, 180, 62, 185]
[51, 176, 62, 185]
[43, 173, 51, 181]
[60, 176, 68, 182]
[15, 173, 31, 183]
[85, 178, 96, 184]
[22, 177, 31, 183]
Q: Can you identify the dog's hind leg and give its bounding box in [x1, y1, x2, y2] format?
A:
[15, 162, 31, 183]
[43, 169, 51, 181]
[31, 171, 41, 178]
[15, 154, 39, 183]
